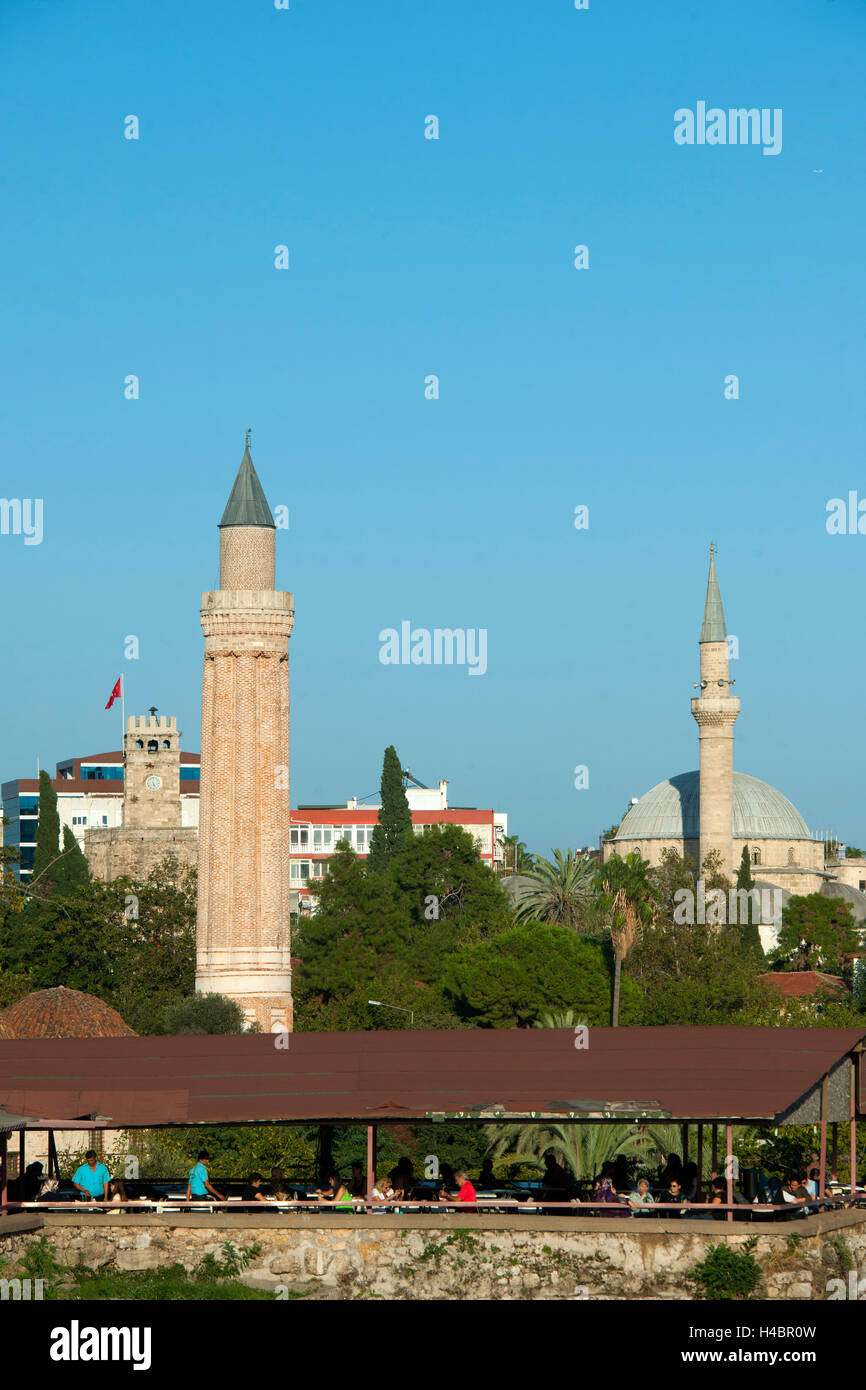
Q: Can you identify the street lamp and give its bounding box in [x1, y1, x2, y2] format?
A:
[367, 1000, 414, 1027]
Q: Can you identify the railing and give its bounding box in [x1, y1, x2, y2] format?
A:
[5, 1195, 857, 1219]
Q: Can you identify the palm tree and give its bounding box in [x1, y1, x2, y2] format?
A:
[532, 1008, 587, 1029]
[486, 1120, 652, 1183]
[595, 852, 658, 1026]
[501, 835, 536, 876]
[512, 849, 598, 928]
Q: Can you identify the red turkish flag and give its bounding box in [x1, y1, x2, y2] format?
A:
[105, 677, 122, 709]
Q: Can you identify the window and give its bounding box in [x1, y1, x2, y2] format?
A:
[291, 827, 310, 848]
[180, 767, 199, 781]
[787, 846, 797, 865]
[147, 741, 158, 753]
[336, 826, 352, 843]
[752, 848, 761, 866]
[162, 740, 171, 749]
[72, 815, 87, 826]
[311, 861, 326, 879]
[136, 740, 144, 750]
[290, 861, 311, 883]
[313, 827, 332, 848]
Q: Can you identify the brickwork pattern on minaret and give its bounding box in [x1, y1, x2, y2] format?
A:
[195, 486, 294, 1033]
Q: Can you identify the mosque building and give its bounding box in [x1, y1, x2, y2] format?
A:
[603, 549, 865, 939]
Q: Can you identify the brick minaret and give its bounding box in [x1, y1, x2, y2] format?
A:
[691, 545, 739, 878]
[195, 435, 293, 1031]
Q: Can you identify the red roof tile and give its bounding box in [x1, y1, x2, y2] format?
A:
[0, 987, 136, 1040]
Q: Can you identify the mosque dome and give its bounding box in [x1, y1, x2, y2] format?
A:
[612, 771, 811, 843]
[0, 986, 137, 1039]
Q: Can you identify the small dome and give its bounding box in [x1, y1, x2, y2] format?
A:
[0, 987, 136, 1039]
[612, 771, 811, 843]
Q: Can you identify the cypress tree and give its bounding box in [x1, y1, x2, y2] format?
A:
[735, 845, 764, 964]
[31, 769, 61, 888]
[367, 745, 412, 872]
[59, 824, 90, 893]
[736, 845, 755, 892]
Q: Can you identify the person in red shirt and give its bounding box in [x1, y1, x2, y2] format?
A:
[439, 1168, 476, 1204]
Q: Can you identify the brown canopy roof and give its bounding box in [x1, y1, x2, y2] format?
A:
[0, 1027, 862, 1127]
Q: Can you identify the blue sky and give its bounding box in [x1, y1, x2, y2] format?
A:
[1, 0, 865, 853]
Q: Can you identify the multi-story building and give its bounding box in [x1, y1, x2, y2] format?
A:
[3, 744, 507, 906]
[289, 780, 508, 910]
[1, 736, 200, 881]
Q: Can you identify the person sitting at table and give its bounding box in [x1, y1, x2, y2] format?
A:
[107, 1179, 128, 1204]
[72, 1150, 111, 1203]
[241, 1172, 269, 1203]
[477, 1158, 495, 1188]
[594, 1176, 629, 1217]
[389, 1156, 414, 1188]
[371, 1180, 396, 1203]
[186, 1150, 225, 1204]
[440, 1169, 476, 1204]
[269, 1165, 286, 1193]
[682, 1162, 699, 1200]
[22, 1162, 45, 1201]
[347, 1161, 366, 1197]
[542, 1152, 572, 1198]
[628, 1177, 656, 1214]
[316, 1171, 354, 1208]
[658, 1152, 683, 1189]
[438, 1163, 456, 1193]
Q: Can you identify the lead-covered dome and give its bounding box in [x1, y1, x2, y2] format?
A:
[612, 771, 811, 843]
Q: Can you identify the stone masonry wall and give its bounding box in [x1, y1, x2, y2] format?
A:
[3, 1212, 865, 1300]
[84, 826, 198, 883]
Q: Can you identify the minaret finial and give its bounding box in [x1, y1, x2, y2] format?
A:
[245, 427, 251, 451]
[700, 544, 727, 643]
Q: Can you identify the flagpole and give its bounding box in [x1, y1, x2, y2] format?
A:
[120, 674, 126, 826]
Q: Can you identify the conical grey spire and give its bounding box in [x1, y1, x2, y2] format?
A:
[219, 434, 275, 528]
[700, 544, 727, 642]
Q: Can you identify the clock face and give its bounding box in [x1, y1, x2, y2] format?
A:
[145, 775, 162, 791]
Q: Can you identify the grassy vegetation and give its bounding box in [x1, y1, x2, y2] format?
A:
[5, 1235, 301, 1302]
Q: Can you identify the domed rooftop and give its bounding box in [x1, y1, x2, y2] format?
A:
[612, 771, 811, 843]
[0, 1014, 14, 1040]
[0, 986, 136, 1039]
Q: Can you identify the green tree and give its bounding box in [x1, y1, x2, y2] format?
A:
[487, 1121, 650, 1183]
[442, 921, 641, 1028]
[512, 849, 597, 928]
[734, 845, 765, 964]
[110, 856, 198, 1034]
[769, 894, 860, 979]
[627, 921, 772, 1025]
[500, 835, 536, 875]
[391, 822, 513, 955]
[595, 852, 658, 1027]
[736, 845, 755, 893]
[60, 825, 90, 892]
[162, 992, 248, 1034]
[293, 841, 420, 1029]
[367, 745, 412, 872]
[30, 769, 61, 889]
[650, 847, 696, 921]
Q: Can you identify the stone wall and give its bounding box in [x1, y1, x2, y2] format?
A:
[85, 826, 198, 883]
[3, 1211, 865, 1300]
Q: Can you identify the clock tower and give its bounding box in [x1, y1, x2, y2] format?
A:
[123, 713, 184, 828]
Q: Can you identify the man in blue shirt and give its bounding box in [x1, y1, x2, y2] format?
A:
[186, 1150, 225, 1203]
[72, 1150, 111, 1202]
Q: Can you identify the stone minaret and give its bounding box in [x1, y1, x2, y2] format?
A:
[195, 435, 293, 1032]
[691, 546, 739, 878]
